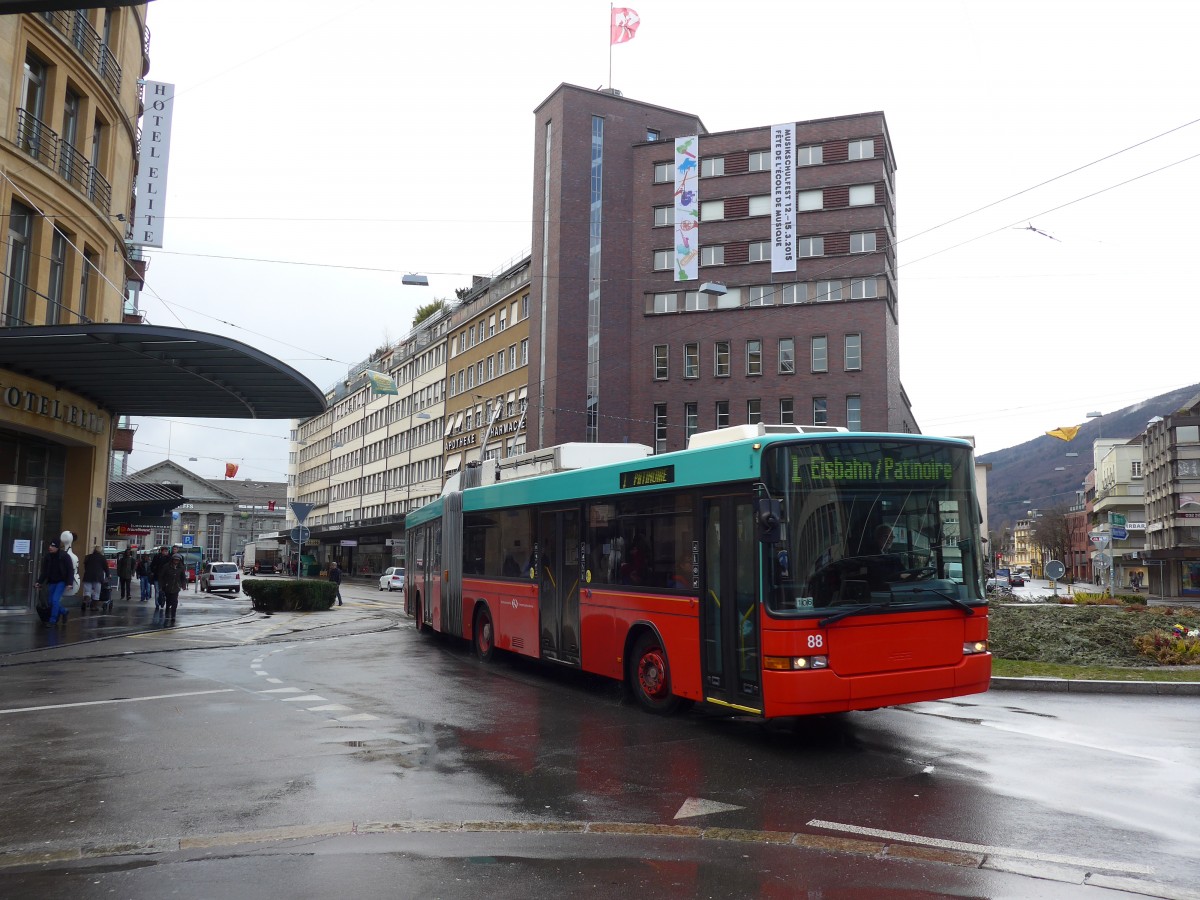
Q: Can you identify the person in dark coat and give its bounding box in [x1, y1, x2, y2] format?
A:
[81, 545, 107, 610]
[150, 546, 171, 609]
[328, 561, 343, 606]
[159, 553, 186, 624]
[117, 548, 136, 600]
[35, 539, 74, 626]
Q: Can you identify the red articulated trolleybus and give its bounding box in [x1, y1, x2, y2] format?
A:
[404, 424, 991, 718]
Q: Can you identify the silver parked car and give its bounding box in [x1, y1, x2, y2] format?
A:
[200, 561, 241, 594]
[378, 566, 405, 592]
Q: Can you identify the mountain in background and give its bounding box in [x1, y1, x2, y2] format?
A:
[979, 383, 1200, 530]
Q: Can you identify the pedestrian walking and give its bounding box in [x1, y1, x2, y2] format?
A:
[150, 546, 170, 608]
[117, 548, 135, 601]
[329, 561, 343, 606]
[81, 545, 107, 611]
[136, 554, 152, 601]
[35, 539, 74, 626]
[159, 553, 186, 625]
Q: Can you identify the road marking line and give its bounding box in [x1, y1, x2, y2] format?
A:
[307, 704, 350, 711]
[258, 687, 302, 694]
[282, 695, 328, 703]
[338, 713, 378, 721]
[0, 689, 236, 715]
[807, 820, 1153, 875]
[266, 678, 282, 684]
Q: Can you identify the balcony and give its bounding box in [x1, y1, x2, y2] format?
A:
[14, 110, 112, 214]
[40, 10, 122, 94]
[112, 425, 137, 453]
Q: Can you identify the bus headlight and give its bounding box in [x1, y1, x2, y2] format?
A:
[963, 641, 988, 655]
[764, 655, 828, 671]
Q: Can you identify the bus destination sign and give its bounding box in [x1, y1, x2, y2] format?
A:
[799, 455, 953, 484]
[620, 464, 675, 490]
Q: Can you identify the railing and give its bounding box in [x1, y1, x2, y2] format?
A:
[16, 109, 57, 169]
[14, 109, 111, 214]
[40, 10, 122, 93]
[58, 141, 89, 194]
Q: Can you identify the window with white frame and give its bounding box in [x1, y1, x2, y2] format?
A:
[685, 402, 699, 442]
[844, 334, 862, 371]
[812, 336, 828, 372]
[521, 294, 529, 318]
[748, 150, 770, 172]
[779, 284, 803, 304]
[748, 241, 769, 263]
[846, 396, 862, 431]
[684, 343, 699, 378]
[798, 189, 822, 211]
[715, 400, 729, 429]
[848, 184, 875, 206]
[520, 339, 528, 365]
[654, 344, 668, 380]
[653, 161, 672, 183]
[798, 237, 824, 257]
[798, 145, 823, 166]
[850, 278, 878, 299]
[848, 139, 874, 160]
[653, 249, 672, 270]
[813, 397, 828, 426]
[1131, 460, 1143, 477]
[700, 200, 725, 221]
[700, 245, 724, 266]
[509, 344, 516, 369]
[715, 341, 730, 377]
[850, 231, 877, 253]
[814, 280, 841, 302]
[746, 339, 762, 376]
[654, 403, 668, 453]
[683, 291, 708, 311]
[488, 315, 496, 337]
[653, 292, 678, 313]
[780, 397, 794, 424]
[778, 338, 795, 374]
[747, 399, 762, 425]
[748, 285, 773, 306]
[748, 194, 771, 216]
[701, 157, 725, 177]
[653, 206, 674, 227]
[498, 307, 507, 330]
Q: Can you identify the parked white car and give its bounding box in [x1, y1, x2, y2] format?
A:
[378, 566, 405, 592]
[200, 561, 241, 595]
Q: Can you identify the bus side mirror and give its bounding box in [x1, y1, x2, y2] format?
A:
[755, 497, 781, 543]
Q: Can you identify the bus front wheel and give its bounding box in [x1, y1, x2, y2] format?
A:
[629, 631, 683, 715]
[474, 604, 495, 662]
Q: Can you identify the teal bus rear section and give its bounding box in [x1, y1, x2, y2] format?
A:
[404, 425, 991, 718]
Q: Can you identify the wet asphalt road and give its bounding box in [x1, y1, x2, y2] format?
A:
[1, 580, 1198, 899]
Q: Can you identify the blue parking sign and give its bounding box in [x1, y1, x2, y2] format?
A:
[182, 535, 195, 546]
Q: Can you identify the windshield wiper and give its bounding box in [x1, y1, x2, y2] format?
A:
[896, 586, 975, 614]
[819, 604, 881, 628]
[819, 589, 974, 627]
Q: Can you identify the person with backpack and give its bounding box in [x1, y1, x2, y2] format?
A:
[35, 538, 74, 626]
[159, 553, 187, 625]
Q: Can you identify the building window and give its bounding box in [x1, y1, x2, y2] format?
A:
[682, 291, 707, 311]
[509, 344, 517, 370]
[778, 284, 803, 304]
[748, 150, 769, 172]
[747, 399, 762, 425]
[488, 314, 496, 337]
[1131, 460, 1143, 478]
[778, 338, 795, 374]
[520, 339, 528, 365]
[521, 293, 529, 318]
[798, 189, 822, 211]
[653, 292, 678, 313]
[746, 339, 762, 376]
[748, 194, 771, 216]
[850, 278, 878, 299]
[715, 400, 729, 429]
[798, 237, 824, 257]
[748, 241, 769, 263]
[700, 200, 724, 221]
[813, 397, 828, 426]
[653, 206, 674, 227]
[850, 231, 877, 253]
[647, 128, 660, 141]
[684, 343, 699, 378]
[847, 396, 862, 431]
[499, 307, 507, 331]
[654, 403, 668, 453]
[684, 402, 699, 443]
[848, 139, 875, 160]
[653, 249, 672, 270]
[844, 334, 862, 371]
[46, 228, 68, 325]
[78, 249, 96, 321]
[811, 336, 828, 373]
[653, 161, 672, 183]
[4, 201, 34, 326]
[780, 397, 794, 424]
[715, 341, 730, 377]
[700, 245, 724, 266]
[701, 157, 725, 177]
[654, 344, 669, 380]
[748, 286, 772, 307]
[848, 184, 875, 206]
[814, 280, 842, 302]
[798, 145, 823, 166]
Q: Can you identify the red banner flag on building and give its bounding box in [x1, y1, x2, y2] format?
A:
[225, 462, 239, 478]
[611, 7, 640, 44]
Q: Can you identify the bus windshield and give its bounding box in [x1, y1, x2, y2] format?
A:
[762, 438, 985, 616]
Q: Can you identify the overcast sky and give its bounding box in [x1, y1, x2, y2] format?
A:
[124, 0, 1199, 483]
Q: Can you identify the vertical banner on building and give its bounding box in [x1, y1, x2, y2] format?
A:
[131, 81, 175, 248]
[673, 135, 698, 281]
[771, 123, 796, 272]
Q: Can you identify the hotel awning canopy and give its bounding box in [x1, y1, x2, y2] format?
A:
[0, 324, 326, 419]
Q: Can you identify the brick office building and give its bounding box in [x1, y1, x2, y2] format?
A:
[528, 84, 917, 453]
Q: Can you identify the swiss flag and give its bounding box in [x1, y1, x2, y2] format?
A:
[611, 7, 640, 44]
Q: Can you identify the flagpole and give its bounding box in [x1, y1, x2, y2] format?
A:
[608, 3, 613, 89]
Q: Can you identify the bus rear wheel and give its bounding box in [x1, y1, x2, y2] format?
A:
[474, 605, 495, 662]
[629, 631, 683, 715]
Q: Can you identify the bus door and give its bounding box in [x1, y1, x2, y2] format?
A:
[537, 507, 581, 666]
[700, 495, 762, 713]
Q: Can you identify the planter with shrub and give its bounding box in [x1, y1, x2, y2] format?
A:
[242, 578, 337, 612]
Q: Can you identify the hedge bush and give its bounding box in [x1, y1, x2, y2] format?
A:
[242, 578, 337, 612]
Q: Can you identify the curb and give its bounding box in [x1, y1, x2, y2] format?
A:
[990, 676, 1200, 695]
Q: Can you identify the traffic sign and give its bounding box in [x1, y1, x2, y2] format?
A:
[1109, 513, 1126, 527]
[1045, 560, 1066, 580]
[1089, 532, 1109, 546]
[290, 502, 315, 524]
[181, 534, 194, 546]
[290, 526, 311, 544]
[1112, 526, 1128, 541]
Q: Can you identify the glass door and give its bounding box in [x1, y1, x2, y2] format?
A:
[537, 507, 582, 666]
[700, 494, 762, 713]
[0, 485, 45, 609]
